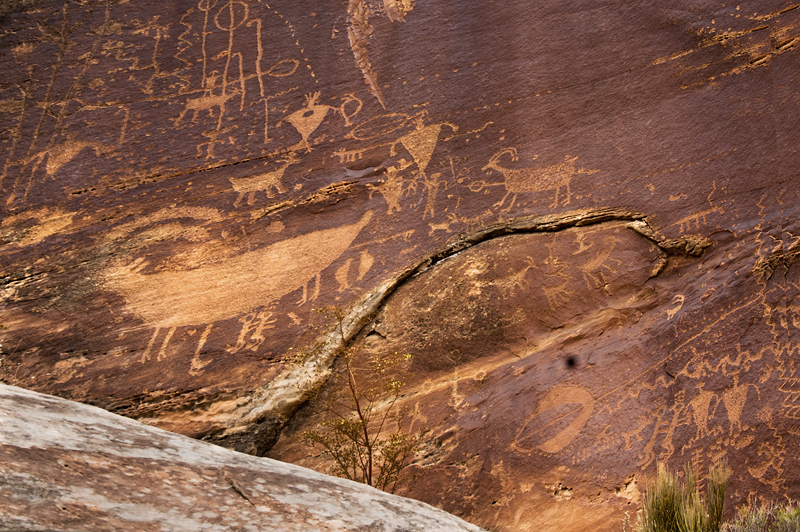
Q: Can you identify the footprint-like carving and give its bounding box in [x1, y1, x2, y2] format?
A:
[513, 385, 594, 454]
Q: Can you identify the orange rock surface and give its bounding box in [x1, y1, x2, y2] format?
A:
[2, 1, 800, 530]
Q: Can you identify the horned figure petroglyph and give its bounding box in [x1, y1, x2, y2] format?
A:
[367, 158, 413, 214]
[482, 147, 597, 210]
[229, 153, 300, 206]
[279, 92, 363, 152]
[281, 92, 330, 152]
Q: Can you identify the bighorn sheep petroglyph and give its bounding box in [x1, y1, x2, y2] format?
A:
[482, 147, 597, 210]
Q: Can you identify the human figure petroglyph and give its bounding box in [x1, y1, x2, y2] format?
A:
[183, 0, 307, 152]
[390, 117, 457, 176]
[639, 405, 670, 469]
[689, 386, 717, 439]
[722, 376, 756, 436]
[246, 13, 304, 143]
[199, 126, 236, 159]
[482, 147, 598, 210]
[131, 17, 184, 96]
[226, 308, 276, 354]
[367, 158, 414, 214]
[389, 116, 457, 218]
[247, 16, 267, 96]
[280, 92, 363, 152]
[229, 152, 300, 206]
[420, 172, 444, 219]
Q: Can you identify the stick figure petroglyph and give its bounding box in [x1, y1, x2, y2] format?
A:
[367, 158, 414, 214]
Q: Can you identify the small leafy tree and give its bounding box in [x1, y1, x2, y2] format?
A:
[300, 307, 417, 493]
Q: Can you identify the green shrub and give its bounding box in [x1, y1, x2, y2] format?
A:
[723, 501, 800, 532]
[640, 462, 730, 532]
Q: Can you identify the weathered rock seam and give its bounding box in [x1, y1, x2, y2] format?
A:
[209, 207, 710, 455]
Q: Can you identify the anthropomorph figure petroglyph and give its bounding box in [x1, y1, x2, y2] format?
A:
[389, 116, 457, 218]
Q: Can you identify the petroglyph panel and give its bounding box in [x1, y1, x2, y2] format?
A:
[360, 223, 662, 376]
[3, 1, 800, 532]
[270, 220, 800, 532]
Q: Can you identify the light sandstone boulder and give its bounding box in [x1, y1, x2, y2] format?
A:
[0, 384, 484, 532]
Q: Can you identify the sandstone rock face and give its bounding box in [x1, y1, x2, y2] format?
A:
[1, 1, 800, 531]
[0, 383, 486, 532]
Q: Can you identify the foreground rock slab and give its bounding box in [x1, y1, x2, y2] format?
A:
[0, 384, 485, 532]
